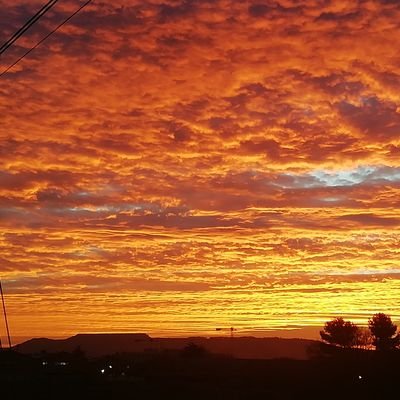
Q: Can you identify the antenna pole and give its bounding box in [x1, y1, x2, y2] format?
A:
[0, 280, 12, 348]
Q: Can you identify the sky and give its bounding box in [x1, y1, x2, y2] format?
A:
[1, 0, 400, 341]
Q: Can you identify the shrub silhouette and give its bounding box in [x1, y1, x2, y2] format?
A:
[368, 313, 400, 351]
[320, 317, 359, 348]
[181, 342, 207, 359]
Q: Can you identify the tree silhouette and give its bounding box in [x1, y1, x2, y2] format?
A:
[181, 342, 207, 359]
[353, 327, 373, 350]
[320, 317, 359, 348]
[368, 313, 400, 351]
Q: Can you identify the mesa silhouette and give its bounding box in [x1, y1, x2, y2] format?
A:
[16, 333, 316, 359]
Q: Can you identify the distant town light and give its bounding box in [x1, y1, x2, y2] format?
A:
[101, 369, 105, 374]
[358, 375, 362, 380]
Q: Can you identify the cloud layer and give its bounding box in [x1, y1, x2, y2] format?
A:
[1, 0, 400, 338]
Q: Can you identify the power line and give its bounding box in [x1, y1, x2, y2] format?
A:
[0, 0, 92, 78]
[0, 0, 60, 56]
[0, 280, 12, 349]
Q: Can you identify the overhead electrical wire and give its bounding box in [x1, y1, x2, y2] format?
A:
[0, 0, 92, 78]
[0, 280, 12, 349]
[0, 0, 60, 56]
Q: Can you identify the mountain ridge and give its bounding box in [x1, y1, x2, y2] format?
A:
[15, 333, 318, 360]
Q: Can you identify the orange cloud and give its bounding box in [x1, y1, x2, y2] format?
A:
[1, 0, 400, 339]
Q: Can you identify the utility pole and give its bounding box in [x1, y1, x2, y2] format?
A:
[0, 280, 12, 349]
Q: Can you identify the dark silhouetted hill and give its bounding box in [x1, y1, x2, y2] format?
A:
[15, 333, 316, 359]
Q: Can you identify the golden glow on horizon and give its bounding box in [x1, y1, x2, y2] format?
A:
[1, 0, 400, 339]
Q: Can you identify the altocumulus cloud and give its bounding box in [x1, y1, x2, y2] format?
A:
[1, 0, 400, 337]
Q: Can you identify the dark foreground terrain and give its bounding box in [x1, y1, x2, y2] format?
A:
[1, 343, 400, 400]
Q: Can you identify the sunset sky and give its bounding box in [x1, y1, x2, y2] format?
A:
[1, 0, 400, 341]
